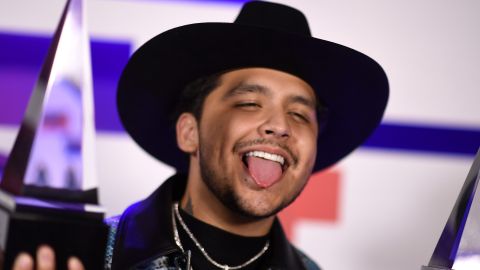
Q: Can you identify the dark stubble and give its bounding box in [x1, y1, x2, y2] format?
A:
[198, 137, 308, 220]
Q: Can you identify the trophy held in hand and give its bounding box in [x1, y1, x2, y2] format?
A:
[0, 0, 108, 269]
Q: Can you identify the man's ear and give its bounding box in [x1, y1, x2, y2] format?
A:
[176, 112, 199, 154]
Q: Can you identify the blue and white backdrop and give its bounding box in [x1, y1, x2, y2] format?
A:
[0, 0, 479, 269]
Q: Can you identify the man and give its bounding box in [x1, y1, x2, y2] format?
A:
[14, 1, 388, 269]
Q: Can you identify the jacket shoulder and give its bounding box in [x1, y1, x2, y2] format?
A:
[104, 216, 121, 270]
[295, 248, 322, 270]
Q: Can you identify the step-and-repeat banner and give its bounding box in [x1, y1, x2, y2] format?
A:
[1, 1, 479, 269]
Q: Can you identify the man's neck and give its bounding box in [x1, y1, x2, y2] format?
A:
[180, 177, 275, 237]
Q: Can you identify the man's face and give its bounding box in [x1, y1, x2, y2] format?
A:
[196, 68, 318, 218]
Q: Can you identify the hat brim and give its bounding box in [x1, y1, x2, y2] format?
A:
[117, 22, 389, 173]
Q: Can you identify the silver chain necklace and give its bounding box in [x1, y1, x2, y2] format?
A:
[172, 202, 270, 270]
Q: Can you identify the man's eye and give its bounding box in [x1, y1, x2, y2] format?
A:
[290, 112, 310, 123]
[235, 102, 261, 109]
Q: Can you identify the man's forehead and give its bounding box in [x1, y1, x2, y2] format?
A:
[215, 67, 317, 104]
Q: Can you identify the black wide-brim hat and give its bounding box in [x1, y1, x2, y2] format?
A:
[117, 1, 389, 173]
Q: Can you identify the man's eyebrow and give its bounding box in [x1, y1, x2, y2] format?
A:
[288, 95, 317, 110]
[222, 82, 270, 100]
[222, 82, 317, 109]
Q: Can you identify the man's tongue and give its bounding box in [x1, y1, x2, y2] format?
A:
[246, 156, 283, 188]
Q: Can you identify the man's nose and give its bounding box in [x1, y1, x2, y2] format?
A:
[258, 112, 291, 139]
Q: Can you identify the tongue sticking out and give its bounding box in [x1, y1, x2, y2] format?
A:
[246, 156, 283, 188]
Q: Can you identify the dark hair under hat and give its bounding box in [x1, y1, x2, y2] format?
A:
[117, 1, 389, 173]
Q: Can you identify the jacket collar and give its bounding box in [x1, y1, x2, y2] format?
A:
[111, 174, 305, 269]
[110, 174, 184, 269]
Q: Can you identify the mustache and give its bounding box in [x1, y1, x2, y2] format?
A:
[233, 138, 298, 165]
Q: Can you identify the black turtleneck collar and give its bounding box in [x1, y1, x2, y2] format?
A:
[176, 206, 270, 269]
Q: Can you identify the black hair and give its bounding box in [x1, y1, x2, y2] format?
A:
[173, 73, 222, 121]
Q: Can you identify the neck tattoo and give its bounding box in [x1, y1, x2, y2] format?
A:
[172, 202, 270, 270]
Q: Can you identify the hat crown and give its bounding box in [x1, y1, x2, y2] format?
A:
[234, 1, 311, 36]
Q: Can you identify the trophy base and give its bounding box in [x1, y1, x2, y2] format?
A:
[0, 194, 108, 270]
[422, 266, 452, 270]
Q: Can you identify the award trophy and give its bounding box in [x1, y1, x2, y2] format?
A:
[0, 0, 108, 269]
[422, 148, 480, 270]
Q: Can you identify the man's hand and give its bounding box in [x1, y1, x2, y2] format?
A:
[12, 245, 84, 270]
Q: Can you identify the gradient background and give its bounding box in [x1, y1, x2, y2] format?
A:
[1, 0, 480, 269]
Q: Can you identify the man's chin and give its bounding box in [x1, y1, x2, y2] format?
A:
[224, 196, 288, 220]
